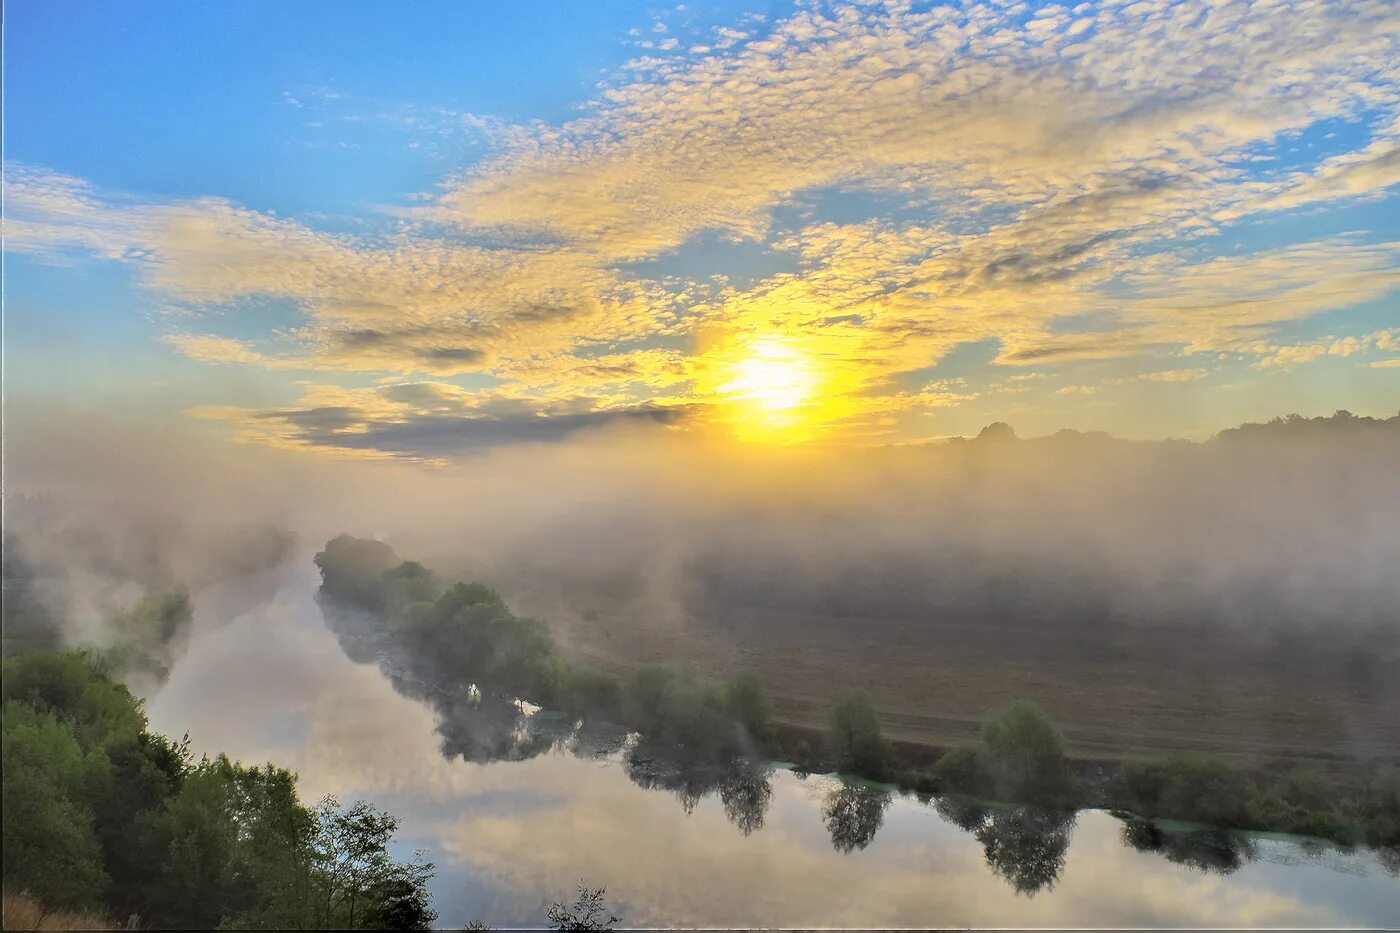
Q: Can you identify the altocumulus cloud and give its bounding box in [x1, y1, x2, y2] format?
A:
[4, 0, 1400, 454]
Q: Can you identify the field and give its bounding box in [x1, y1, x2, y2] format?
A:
[517, 588, 1399, 781]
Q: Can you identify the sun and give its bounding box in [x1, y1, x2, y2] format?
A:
[710, 335, 825, 442]
[718, 337, 817, 412]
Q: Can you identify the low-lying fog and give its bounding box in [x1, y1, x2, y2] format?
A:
[6, 408, 1398, 673]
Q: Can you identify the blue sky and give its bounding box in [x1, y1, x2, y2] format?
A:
[5, 0, 1399, 458]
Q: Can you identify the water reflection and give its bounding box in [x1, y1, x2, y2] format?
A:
[1120, 817, 1257, 875]
[823, 784, 892, 853]
[323, 600, 779, 836]
[935, 799, 1075, 894]
[720, 762, 774, 836]
[140, 572, 1400, 929]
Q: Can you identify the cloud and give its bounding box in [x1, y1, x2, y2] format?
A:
[1137, 368, 1208, 382]
[1250, 328, 1400, 369]
[188, 382, 694, 460]
[5, 0, 1400, 447]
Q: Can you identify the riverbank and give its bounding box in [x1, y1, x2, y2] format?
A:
[314, 535, 1400, 852]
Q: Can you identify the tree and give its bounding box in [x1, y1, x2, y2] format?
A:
[136, 762, 241, 929]
[980, 701, 1075, 804]
[381, 562, 442, 616]
[547, 883, 620, 931]
[314, 535, 401, 608]
[826, 688, 893, 778]
[310, 796, 436, 930]
[0, 704, 110, 909]
[720, 672, 773, 746]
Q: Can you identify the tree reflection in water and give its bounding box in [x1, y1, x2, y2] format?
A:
[823, 783, 893, 853]
[1119, 817, 1257, 874]
[319, 600, 1342, 892]
[720, 761, 775, 835]
[935, 798, 1076, 895]
[625, 745, 775, 833]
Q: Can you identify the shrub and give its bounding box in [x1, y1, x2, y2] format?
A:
[1118, 753, 1256, 827]
[1358, 767, 1400, 846]
[826, 689, 893, 780]
[979, 701, 1076, 804]
[894, 768, 941, 795]
[719, 672, 773, 746]
[934, 744, 990, 796]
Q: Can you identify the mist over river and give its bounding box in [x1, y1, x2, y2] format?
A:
[143, 555, 1399, 929]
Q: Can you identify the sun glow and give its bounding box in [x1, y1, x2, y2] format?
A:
[704, 334, 837, 443]
[718, 337, 817, 412]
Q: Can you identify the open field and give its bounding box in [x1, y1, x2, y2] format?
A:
[523, 591, 1399, 780]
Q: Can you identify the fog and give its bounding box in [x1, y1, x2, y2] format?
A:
[5, 408, 1399, 671]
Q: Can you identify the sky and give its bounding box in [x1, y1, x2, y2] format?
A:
[4, 0, 1399, 461]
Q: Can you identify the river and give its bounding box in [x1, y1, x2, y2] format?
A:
[144, 559, 1399, 928]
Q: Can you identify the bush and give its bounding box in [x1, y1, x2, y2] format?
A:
[979, 701, 1076, 804]
[1358, 767, 1400, 846]
[894, 768, 941, 795]
[719, 672, 773, 746]
[826, 689, 893, 779]
[1118, 753, 1257, 827]
[933, 744, 990, 796]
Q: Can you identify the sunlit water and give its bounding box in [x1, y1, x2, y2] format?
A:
[146, 560, 1400, 928]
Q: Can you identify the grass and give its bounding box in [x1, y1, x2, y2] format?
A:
[1, 890, 129, 931]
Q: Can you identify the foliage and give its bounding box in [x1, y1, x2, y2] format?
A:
[0, 650, 434, 929]
[826, 688, 893, 779]
[979, 701, 1076, 805]
[310, 796, 436, 930]
[380, 562, 443, 617]
[104, 590, 193, 683]
[314, 534, 401, 609]
[1116, 753, 1257, 828]
[316, 537, 774, 761]
[719, 672, 773, 745]
[1357, 767, 1400, 846]
[546, 882, 620, 931]
[0, 705, 111, 909]
[932, 745, 989, 795]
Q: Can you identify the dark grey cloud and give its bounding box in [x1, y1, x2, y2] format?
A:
[279, 404, 694, 458]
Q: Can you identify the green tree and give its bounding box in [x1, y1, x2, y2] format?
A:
[1, 650, 147, 749]
[314, 535, 401, 608]
[136, 761, 241, 928]
[310, 796, 436, 930]
[0, 704, 110, 909]
[381, 562, 443, 616]
[826, 688, 893, 779]
[979, 701, 1076, 804]
[720, 672, 773, 746]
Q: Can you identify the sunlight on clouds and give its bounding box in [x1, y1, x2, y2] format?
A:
[4, 0, 1400, 454]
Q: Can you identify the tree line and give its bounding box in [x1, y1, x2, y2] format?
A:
[316, 534, 1400, 854]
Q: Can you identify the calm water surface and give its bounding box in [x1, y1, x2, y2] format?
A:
[146, 560, 1400, 928]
